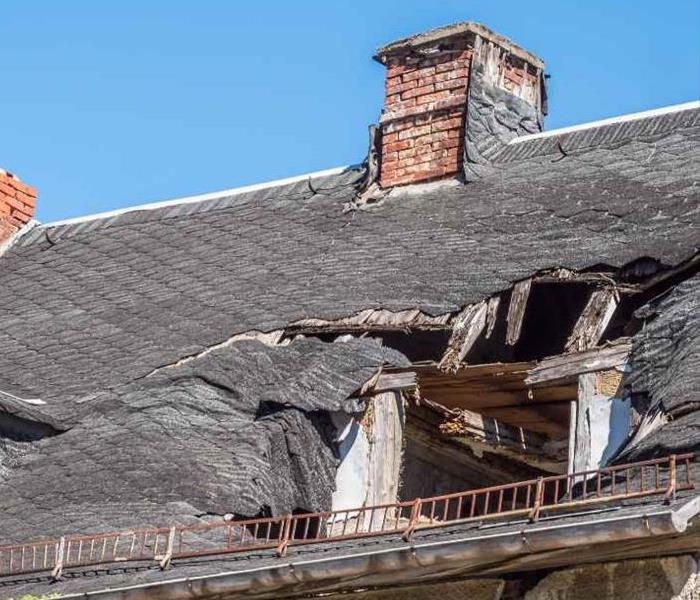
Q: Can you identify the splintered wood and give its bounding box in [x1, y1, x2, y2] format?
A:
[565, 287, 619, 352]
[440, 407, 549, 456]
[439, 301, 488, 372]
[525, 339, 632, 386]
[506, 279, 532, 345]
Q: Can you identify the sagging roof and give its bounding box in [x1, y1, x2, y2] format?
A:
[0, 102, 699, 598]
[0, 105, 698, 407]
[0, 336, 406, 543]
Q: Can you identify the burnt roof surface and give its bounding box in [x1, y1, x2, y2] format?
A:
[0, 105, 698, 407]
[0, 336, 406, 543]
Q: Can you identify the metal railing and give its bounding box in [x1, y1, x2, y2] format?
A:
[0, 453, 693, 579]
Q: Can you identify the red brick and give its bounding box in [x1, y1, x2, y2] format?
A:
[432, 138, 461, 151]
[3, 194, 30, 213]
[5, 177, 37, 197]
[0, 182, 16, 197]
[431, 117, 463, 133]
[402, 83, 434, 100]
[401, 66, 435, 82]
[435, 77, 468, 92]
[382, 132, 399, 144]
[398, 124, 431, 140]
[384, 139, 414, 153]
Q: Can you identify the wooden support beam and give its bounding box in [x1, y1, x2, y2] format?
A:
[525, 339, 631, 386]
[565, 287, 619, 353]
[439, 301, 488, 372]
[506, 279, 532, 346]
[369, 371, 417, 393]
[440, 407, 551, 456]
[570, 373, 594, 474]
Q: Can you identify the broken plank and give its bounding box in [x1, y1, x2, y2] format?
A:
[526, 339, 631, 386]
[565, 287, 619, 353]
[505, 279, 532, 346]
[440, 407, 550, 456]
[484, 295, 501, 339]
[570, 373, 594, 474]
[369, 371, 417, 393]
[439, 301, 488, 371]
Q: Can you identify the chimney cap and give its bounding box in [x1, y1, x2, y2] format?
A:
[374, 21, 544, 69]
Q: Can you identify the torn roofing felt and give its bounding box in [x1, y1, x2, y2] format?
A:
[0, 107, 698, 407]
[0, 336, 407, 542]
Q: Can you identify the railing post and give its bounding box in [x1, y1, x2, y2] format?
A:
[402, 498, 422, 542]
[159, 527, 176, 570]
[664, 454, 677, 504]
[529, 478, 544, 522]
[276, 516, 292, 558]
[51, 537, 65, 581]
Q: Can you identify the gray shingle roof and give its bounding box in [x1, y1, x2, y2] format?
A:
[0, 336, 405, 543]
[0, 107, 698, 407]
[0, 104, 698, 598]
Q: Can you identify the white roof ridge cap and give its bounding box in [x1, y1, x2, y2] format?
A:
[41, 165, 352, 228]
[510, 100, 700, 145]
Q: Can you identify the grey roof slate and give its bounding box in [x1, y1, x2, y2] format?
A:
[0, 107, 698, 408]
[0, 336, 406, 543]
[0, 105, 699, 598]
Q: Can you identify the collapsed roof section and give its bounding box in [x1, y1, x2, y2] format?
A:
[0, 105, 698, 409]
[0, 337, 406, 543]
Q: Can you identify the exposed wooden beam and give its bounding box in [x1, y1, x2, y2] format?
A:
[525, 339, 632, 386]
[565, 287, 619, 353]
[440, 407, 553, 457]
[439, 301, 488, 372]
[570, 373, 594, 474]
[369, 371, 417, 393]
[506, 279, 532, 345]
[485, 295, 501, 338]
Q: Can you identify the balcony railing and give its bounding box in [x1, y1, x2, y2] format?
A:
[0, 453, 693, 580]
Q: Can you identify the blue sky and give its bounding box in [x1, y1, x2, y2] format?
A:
[2, 1, 699, 222]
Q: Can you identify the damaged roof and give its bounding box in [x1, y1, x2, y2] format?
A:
[0, 336, 406, 543]
[0, 102, 698, 598]
[0, 105, 698, 406]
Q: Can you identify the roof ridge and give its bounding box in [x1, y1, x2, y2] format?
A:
[510, 100, 700, 145]
[40, 165, 353, 229]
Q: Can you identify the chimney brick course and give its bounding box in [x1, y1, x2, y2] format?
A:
[0, 169, 36, 244]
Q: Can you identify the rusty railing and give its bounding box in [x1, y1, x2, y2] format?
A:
[0, 453, 693, 579]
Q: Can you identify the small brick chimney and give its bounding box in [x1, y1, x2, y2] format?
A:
[0, 169, 36, 245]
[375, 23, 545, 187]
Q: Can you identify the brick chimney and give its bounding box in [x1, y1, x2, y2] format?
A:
[375, 23, 546, 188]
[0, 169, 36, 245]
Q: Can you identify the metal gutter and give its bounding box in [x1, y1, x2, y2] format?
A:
[59, 496, 699, 600]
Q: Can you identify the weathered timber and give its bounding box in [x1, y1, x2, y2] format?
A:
[526, 339, 632, 386]
[506, 279, 532, 345]
[366, 371, 417, 393]
[440, 407, 551, 456]
[365, 391, 405, 506]
[289, 307, 451, 332]
[565, 287, 619, 352]
[570, 373, 594, 474]
[485, 295, 500, 338]
[439, 301, 488, 371]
